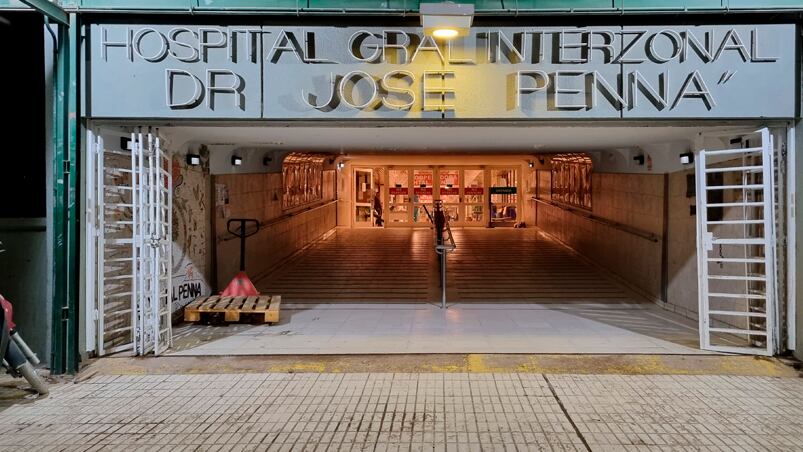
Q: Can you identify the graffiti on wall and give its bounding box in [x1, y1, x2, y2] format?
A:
[171, 146, 212, 311]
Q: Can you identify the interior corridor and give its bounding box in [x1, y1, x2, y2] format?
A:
[254, 228, 437, 303]
[448, 229, 632, 303]
[254, 227, 633, 304]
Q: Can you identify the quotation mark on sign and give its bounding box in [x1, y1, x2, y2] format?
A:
[718, 70, 737, 85]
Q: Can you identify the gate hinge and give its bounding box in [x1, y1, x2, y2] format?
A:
[703, 232, 715, 251]
[94, 309, 99, 321]
[61, 306, 70, 321]
[63, 160, 71, 174]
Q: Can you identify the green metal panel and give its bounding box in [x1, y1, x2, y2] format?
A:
[511, 0, 616, 11]
[19, 0, 69, 25]
[50, 14, 79, 375]
[196, 0, 298, 10]
[728, 0, 803, 8]
[38, 0, 803, 12]
[0, 1, 31, 8]
[308, 0, 408, 9]
[612, 0, 724, 10]
[473, 1, 505, 11]
[79, 0, 193, 10]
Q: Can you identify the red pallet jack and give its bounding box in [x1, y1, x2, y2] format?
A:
[220, 218, 261, 297]
[184, 218, 281, 324]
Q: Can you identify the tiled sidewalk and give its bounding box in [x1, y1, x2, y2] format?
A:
[0, 373, 800, 451]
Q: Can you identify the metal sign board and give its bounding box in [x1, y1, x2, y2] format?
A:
[490, 187, 517, 194]
[87, 23, 796, 120]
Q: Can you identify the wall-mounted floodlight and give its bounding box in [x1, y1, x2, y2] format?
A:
[231, 156, 243, 166]
[421, 2, 474, 39]
[679, 152, 694, 165]
[186, 154, 201, 166]
[337, 161, 346, 170]
[528, 161, 534, 168]
[263, 156, 273, 166]
[633, 155, 645, 165]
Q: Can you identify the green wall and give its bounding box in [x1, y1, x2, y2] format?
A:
[4, 0, 803, 12]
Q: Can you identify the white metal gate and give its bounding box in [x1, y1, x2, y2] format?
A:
[696, 128, 778, 356]
[88, 129, 172, 356]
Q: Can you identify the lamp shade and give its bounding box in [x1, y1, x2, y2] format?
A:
[420, 2, 474, 38]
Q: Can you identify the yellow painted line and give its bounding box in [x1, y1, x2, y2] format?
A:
[81, 354, 800, 378]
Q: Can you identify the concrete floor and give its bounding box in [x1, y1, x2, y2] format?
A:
[170, 302, 707, 355]
[174, 228, 712, 356]
[2, 372, 801, 450]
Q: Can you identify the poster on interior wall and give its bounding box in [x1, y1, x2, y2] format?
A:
[215, 183, 230, 219]
[414, 172, 433, 186]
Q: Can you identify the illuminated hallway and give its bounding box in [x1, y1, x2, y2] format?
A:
[448, 229, 632, 303]
[254, 228, 437, 303]
[253, 227, 634, 304]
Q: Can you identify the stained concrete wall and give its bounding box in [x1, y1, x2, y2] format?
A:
[666, 168, 699, 318]
[214, 170, 337, 289]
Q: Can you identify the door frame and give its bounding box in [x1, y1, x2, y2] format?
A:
[352, 167, 376, 228]
[487, 166, 522, 227]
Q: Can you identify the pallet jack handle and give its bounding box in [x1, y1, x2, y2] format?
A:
[227, 218, 260, 272]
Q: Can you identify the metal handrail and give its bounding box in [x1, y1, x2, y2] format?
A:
[420, 203, 457, 308]
[218, 199, 337, 243]
[440, 220, 456, 252]
[428, 203, 456, 309]
[532, 197, 659, 243]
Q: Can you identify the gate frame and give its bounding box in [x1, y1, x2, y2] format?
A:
[695, 128, 780, 356]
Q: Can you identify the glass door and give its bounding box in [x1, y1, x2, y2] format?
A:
[354, 168, 374, 227]
[490, 168, 519, 227]
[387, 168, 411, 225]
[463, 169, 486, 226]
[412, 168, 434, 225]
[438, 168, 461, 224]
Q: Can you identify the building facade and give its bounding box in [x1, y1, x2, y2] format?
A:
[1, 0, 802, 373]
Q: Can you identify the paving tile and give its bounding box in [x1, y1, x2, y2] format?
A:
[0, 373, 800, 450]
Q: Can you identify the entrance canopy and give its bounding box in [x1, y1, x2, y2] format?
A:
[153, 123, 767, 154]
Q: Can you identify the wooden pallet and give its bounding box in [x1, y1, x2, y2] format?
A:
[183, 295, 281, 324]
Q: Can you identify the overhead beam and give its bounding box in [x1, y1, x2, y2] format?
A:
[19, 0, 69, 26]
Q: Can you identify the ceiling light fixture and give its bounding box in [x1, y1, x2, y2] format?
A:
[679, 152, 694, 165]
[421, 2, 474, 39]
